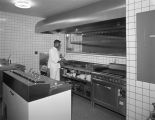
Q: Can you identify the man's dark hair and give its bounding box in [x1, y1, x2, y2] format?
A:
[54, 40, 61, 44]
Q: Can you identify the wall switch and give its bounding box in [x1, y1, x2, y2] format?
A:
[35, 51, 38, 55]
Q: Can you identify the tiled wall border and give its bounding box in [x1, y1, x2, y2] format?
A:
[126, 0, 155, 120]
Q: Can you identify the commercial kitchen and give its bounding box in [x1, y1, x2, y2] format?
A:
[0, 0, 155, 120]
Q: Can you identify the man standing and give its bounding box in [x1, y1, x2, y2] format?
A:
[48, 40, 61, 81]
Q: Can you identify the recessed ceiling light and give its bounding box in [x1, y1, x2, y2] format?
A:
[13, 0, 33, 9]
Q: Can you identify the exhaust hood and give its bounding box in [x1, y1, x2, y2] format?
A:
[35, 0, 125, 34]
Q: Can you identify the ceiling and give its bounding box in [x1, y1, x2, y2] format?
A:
[0, 0, 102, 18]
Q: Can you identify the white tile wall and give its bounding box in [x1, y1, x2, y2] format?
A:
[130, 98, 136, 106]
[126, 0, 155, 120]
[0, 11, 64, 72]
[65, 53, 126, 65]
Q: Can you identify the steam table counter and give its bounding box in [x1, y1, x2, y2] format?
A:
[2, 70, 71, 120]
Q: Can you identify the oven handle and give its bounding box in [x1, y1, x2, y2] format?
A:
[93, 78, 112, 90]
[106, 86, 111, 90]
[93, 78, 104, 82]
[96, 83, 111, 90]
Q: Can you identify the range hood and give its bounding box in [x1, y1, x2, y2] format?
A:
[35, 0, 125, 34]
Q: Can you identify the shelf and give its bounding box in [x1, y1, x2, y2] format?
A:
[61, 66, 92, 73]
[61, 66, 92, 100]
[62, 75, 91, 84]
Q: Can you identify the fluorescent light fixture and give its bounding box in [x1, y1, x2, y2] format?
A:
[13, 0, 33, 9]
[66, 34, 69, 37]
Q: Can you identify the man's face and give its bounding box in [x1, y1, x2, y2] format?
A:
[55, 42, 61, 51]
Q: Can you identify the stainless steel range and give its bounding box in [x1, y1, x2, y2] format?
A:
[92, 63, 126, 116]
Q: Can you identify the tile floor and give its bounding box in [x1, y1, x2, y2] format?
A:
[0, 94, 125, 120]
[72, 94, 125, 120]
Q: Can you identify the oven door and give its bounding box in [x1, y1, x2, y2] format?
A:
[92, 81, 117, 110]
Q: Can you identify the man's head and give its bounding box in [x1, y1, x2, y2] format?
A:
[54, 40, 61, 51]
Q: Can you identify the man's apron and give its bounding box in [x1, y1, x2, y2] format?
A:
[49, 63, 60, 81]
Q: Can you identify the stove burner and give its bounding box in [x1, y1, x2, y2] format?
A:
[92, 69, 126, 86]
[101, 69, 126, 78]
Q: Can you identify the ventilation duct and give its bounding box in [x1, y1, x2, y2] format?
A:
[35, 0, 125, 33]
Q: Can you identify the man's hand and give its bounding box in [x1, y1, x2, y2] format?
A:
[47, 68, 50, 77]
[61, 57, 66, 62]
[57, 61, 61, 63]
